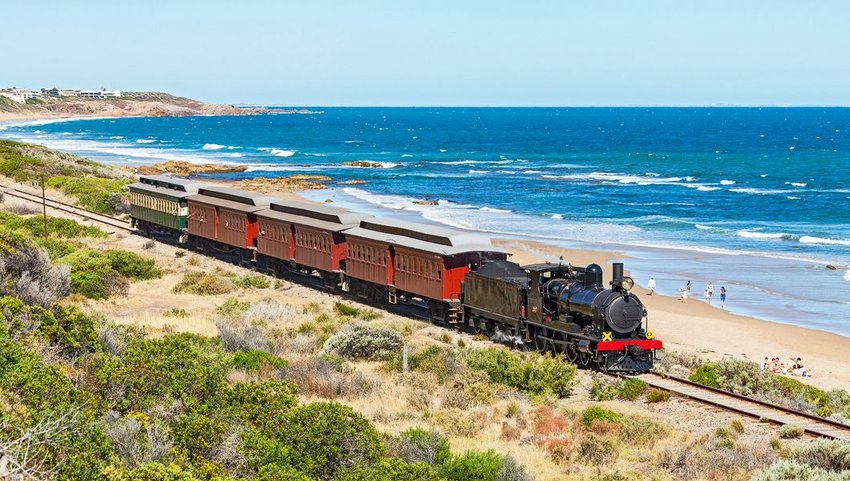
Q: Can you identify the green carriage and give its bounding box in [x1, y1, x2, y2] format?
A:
[129, 175, 203, 234]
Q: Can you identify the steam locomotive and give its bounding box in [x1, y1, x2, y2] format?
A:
[129, 174, 661, 372]
[462, 260, 660, 372]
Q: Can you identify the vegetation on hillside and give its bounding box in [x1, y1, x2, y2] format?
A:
[0, 140, 131, 214]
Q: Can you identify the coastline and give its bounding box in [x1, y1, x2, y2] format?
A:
[203, 180, 850, 391]
[2, 114, 848, 391]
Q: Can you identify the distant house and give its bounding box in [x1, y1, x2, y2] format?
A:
[41, 87, 61, 96]
[78, 89, 122, 99]
[0, 88, 37, 103]
[60, 89, 80, 97]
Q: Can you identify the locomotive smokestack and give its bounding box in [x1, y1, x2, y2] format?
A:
[612, 263, 624, 284]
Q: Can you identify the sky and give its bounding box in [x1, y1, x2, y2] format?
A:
[2, 1, 849, 106]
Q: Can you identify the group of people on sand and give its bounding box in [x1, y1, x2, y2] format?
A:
[646, 277, 726, 308]
[761, 356, 810, 378]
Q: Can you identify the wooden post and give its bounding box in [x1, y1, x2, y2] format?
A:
[41, 174, 47, 240]
[402, 344, 409, 374]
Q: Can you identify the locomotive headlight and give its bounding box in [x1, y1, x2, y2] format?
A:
[621, 276, 634, 291]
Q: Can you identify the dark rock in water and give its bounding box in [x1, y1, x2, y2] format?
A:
[413, 200, 438, 206]
[826, 265, 838, 270]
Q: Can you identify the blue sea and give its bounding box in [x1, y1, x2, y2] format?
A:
[2, 108, 849, 335]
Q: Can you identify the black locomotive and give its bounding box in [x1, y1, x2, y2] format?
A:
[461, 260, 659, 372]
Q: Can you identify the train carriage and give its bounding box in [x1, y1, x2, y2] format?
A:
[185, 186, 276, 256]
[129, 175, 203, 239]
[255, 201, 369, 279]
[343, 218, 508, 320]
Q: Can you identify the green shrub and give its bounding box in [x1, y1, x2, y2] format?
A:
[589, 377, 621, 401]
[171, 413, 227, 460]
[689, 362, 720, 388]
[105, 250, 161, 280]
[336, 457, 443, 481]
[224, 380, 297, 432]
[779, 424, 804, 439]
[46, 175, 130, 214]
[390, 428, 452, 467]
[255, 464, 314, 481]
[437, 450, 505, 481]
[388, 345, 460, 383]
[333, 301, 380, 320]
[215, 296, 250, 318]
[750, 460, 850, 481]
[790, 439, 850, 472]
[0, 297, 101, 356]
[69, 271, 111, 299]
[231, 349, 288, 371]
[619, 378, 649, 401]
[323, 324, 403, 360]
[88, 333, 227, 411]
[578, 434, 619, 467]
[716, 358, 777, 397]
[618, 414, 669, 447]
[463, 347, 577, 397]
[125, 462, 201, 481]
[430, 408, 483, 437]
[37, 237, 78, 259]
[646, 388, 671, 403]
[581, 405, 623, 427]
[232, 274, 271, 289]
[272, 402, 385, 480]
[731, 419, 745, 434]
[172, 272, 232, 296]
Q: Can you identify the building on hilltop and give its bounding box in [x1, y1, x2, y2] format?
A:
[0, 88, 38, 103]
[79, 89, 122, 99]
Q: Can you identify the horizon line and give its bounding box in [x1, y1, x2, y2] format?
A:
[236, 103, 850, 108]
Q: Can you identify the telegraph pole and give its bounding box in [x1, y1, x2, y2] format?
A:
[41, 174, 47, 240]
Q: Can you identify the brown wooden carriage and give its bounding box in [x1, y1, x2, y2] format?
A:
[255, 201, 369, 272]
[343, 218, 508, 302]
[185, 186, 276, 248]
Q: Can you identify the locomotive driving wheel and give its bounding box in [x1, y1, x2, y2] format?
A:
[532, 326, 547, 352]
[565, 341, 578, 362]
[578, 351, 592, 367]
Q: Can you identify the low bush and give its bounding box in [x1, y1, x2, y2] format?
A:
[589, 377, 621, 401]
[125, 462, 201, 481]
[430, 408, 484, 437]
[389, 428, 451, 467]
[689, 362, 720, 388]
[336, 457, 443, 481]
[271, 402, 385, 480]
[223, 380, 297, 432]
[231, 349, 288, 372]
[779, 424, 804, 439]
[442, 369, 500, 408]
[46, 175, 130, 215]
[322, 324, 403, 361]
[282, 356, 372, 400]
[333, 301, 381, 320]
[172, 272, 232, 296]
[750, 460, 850, 481]
[105, 250, 161, 280]
[619, 378, 649, 400]
[646, 388, 671, 403]
[215, 297, 250, 319]
[790, 439, 850, 472]
[578, 434, 619, 467]
[388, 345, 461, 383]
[232, 274, 271, 289]
[464, 347, 577, 397]
[0, 226, 70, 306]
[618, 414, 669, 447]
[715, 358, 776, 397]
[437, 450, 504, 481]
[255, 463, 314, 481]
[581, 405, 623, 427]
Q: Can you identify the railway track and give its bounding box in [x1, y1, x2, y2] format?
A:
[0, 185, 132, 232]
[633, 372, 850, 441]
[5, 183, 850, 441]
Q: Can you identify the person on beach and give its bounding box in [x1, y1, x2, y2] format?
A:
[647, 277, 656, 295]
[686, 280, 692, 297]
[706, 281, 714, 304]
[679, 285, 689, 303]
[761, 357, 769, 370]
[720, 286, 727, 309]
[789, 357, 809, 377]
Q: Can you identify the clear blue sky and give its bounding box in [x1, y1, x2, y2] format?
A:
[3, 1, 848, 106]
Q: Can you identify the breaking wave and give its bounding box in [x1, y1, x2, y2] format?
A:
[258, 147, 296, 157]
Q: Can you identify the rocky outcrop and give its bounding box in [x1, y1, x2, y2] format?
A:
[343, 161, 387, 168]
[230, 176, 331, 192]
[134, 160, 247, 176]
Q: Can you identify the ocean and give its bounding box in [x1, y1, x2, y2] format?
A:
[2, 108, 849, 335]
